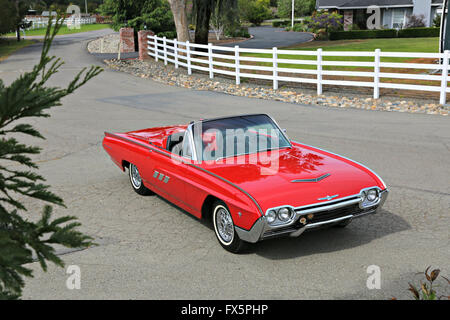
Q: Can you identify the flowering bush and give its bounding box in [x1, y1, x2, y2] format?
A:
[305, 10, 343, 36]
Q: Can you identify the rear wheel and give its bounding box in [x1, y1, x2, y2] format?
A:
[129, 163, 152, 195]
[212, 200, 245, 253]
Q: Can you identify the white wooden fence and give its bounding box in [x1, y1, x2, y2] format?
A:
[23, 17, 97, 30]
[147, 35, 450, 104]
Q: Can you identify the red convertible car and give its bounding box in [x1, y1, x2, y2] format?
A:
[102, 114, 388, 253]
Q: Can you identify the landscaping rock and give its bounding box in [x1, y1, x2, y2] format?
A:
[103, 57, 449, 116]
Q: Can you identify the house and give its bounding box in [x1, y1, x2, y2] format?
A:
[316, 0, 444, 30]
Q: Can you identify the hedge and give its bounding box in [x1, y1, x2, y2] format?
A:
[272, 20, 290, 28]
[329, 29, 398, 40]
[329, 27, 439, 41]
[398, 27, 440, 38]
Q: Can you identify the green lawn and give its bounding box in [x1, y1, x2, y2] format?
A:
[4, 24, 111, 37]
[0, 39, 37, 61]
[243, 37, 440, 70]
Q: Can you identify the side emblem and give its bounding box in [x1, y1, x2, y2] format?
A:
[317, 194, 339, 201]
[153, 170, 170, 184]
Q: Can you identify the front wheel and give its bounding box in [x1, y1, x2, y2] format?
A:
[212, 200, 245, 253]
[129, 163, 152, 195]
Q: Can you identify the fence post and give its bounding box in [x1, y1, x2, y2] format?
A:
[235, 45, 240, 85]
[374, 49, 381, 99]
[163, 36, 168, 65]
[186, 41, 192, 75]
[440, 50, 449, 105]
[273, 47, 278, 90]
[154, 36, 158, 62]
[208, 43, 214, 79]
[317, 48, 322, 95]
[174, 39, 179, 69]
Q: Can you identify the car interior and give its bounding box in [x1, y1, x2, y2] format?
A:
[166, 131, 185, 156]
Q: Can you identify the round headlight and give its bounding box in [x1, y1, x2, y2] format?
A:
[278, 208, 292, 221]
[366, 189, 378, 202]
[266, 210, 277, 224]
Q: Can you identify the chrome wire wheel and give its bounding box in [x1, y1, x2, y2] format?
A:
[214, 205, 234, 245]
[129, 164, 142, 189]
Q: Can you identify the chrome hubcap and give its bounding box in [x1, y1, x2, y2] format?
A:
[130, 164, 142, 189]
[216, 207, 234, 244]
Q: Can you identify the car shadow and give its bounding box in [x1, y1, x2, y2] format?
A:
[150, 194, 410, 260]
[249, 209, 410, 260]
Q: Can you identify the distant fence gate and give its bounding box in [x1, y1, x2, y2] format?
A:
[147, 35, 450, 105]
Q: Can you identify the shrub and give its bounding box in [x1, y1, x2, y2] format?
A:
[225, 27, 250, 38]
[398, 27, 440, 38]
[433, 14, 442, 28]
[239, 0, 272, 26]
[329, 29, 398, 40]
[272, 20, 290, 28]
[405, 14, 426, 28]
[329, 27, 439, 40]
[402, 267, 450, 300]
[307, 10, 343, 33]
[292, 23, 308, 32]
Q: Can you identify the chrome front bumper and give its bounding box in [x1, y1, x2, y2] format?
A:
[235, 189, 389, 243]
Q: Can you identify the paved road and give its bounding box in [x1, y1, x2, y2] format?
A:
[1, 31, 449, 300]
[221, 26, 314, 49]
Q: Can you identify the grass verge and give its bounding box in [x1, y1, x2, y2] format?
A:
[4, 24, 111, 37]
[0, 38, 37, 62]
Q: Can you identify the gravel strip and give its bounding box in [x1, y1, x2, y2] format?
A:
[88, 33, 120, 53]
[104, 58, 449, 116]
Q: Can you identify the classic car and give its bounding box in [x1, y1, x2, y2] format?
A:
[102, 114, 388, 253]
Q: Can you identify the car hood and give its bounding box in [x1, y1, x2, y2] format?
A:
[199, 143, 383, 213]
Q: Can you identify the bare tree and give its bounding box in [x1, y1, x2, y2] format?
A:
[168, 0, 191, 42]
[210, 5, 224, 40]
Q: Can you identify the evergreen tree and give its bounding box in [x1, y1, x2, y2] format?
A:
[277, 0, 316, 19]
[0, 16, 101, 299]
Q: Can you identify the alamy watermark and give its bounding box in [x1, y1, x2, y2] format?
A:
[367, 6, 382, 30]
[66, 5, 81, 30]
[66, 265, 81, 290]
[366, 265, 381, 290]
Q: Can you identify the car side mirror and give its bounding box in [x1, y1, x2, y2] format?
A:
[282, 128, 287, 134]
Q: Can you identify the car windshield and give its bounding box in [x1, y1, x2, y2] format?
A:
[191, 114, 291, 161]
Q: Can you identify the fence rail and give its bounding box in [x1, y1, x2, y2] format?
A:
[22, 17, 97, 30]
[147, 35, 450, 104]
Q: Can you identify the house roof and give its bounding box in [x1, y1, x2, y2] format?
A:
[317, 0, 443, 9]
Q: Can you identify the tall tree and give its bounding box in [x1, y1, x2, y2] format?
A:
[192, 0, 237, 45]
[277, 0, 316, 19]
[193, 0, 213, 44]
[0, 0, 16, 35]
[167, 0, 191, 41]
[0, 16, 101, 299]
[98, 0, 176, 37]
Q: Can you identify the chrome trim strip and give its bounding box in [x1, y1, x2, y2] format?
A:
[293, 193, 361, 211]
[291, 140, 387, 190]
[185, 123, 198, 161]
[292, 173, 331, 183]
[305, 214, 354, 229]
[296, 198, 361, 215]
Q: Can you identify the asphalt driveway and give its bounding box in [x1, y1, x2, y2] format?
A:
[0, 30, 448, 300]
[222, 26, 314, 48]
